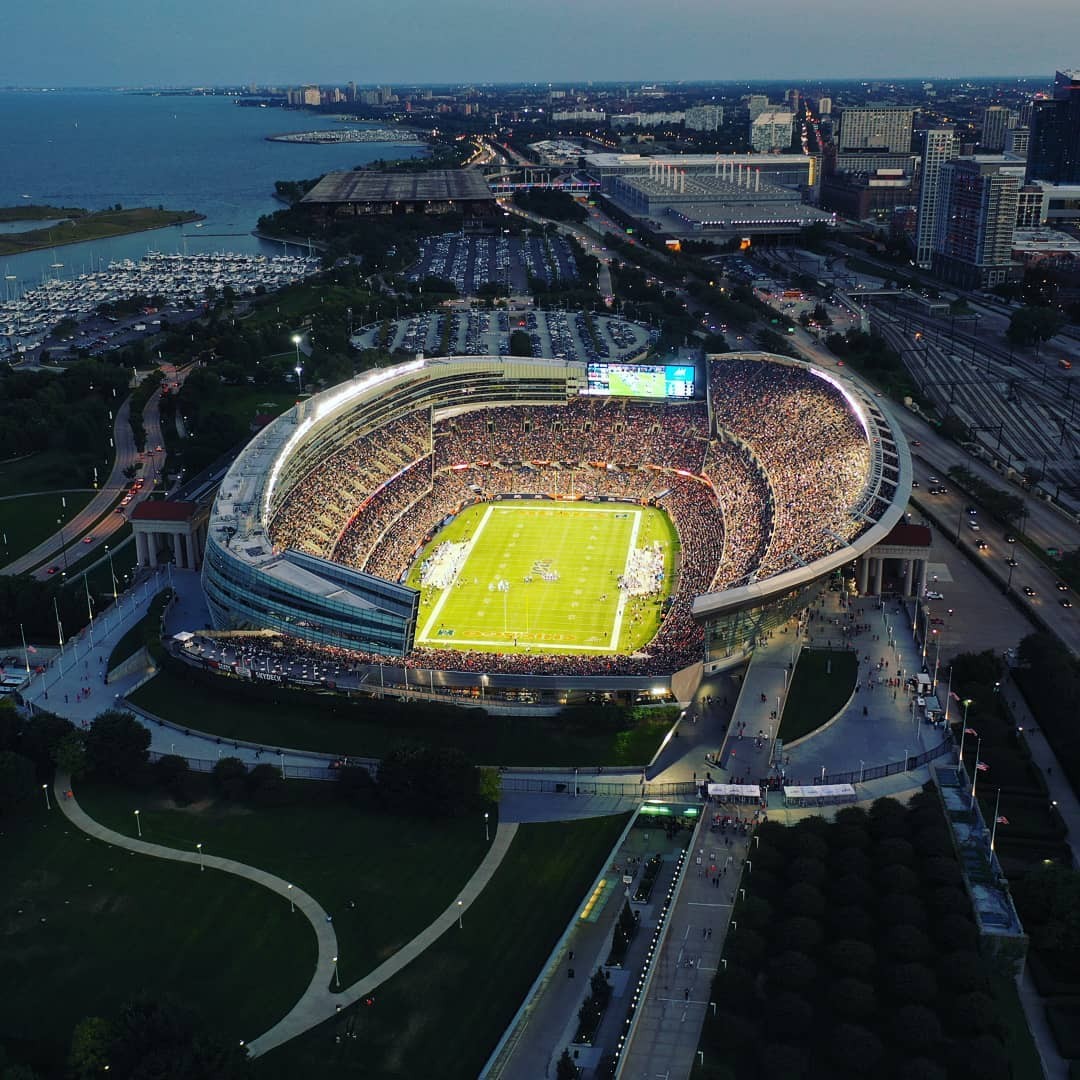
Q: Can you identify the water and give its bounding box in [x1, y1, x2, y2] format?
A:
[0, 91, 425, 291]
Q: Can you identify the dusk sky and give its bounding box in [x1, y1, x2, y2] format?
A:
[5, 0, 1078, 87]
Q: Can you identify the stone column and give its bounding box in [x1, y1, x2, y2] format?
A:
[147, 532, 158, 567]
[903, 559, 914, 598]
[135, 530, 147, 566]
[172, 533, 182, 568]
[873, 557, 884, 596]
[857, 556, 869, 594]
[917, 559, 928, 598]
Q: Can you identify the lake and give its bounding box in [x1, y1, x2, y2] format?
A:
[0, 91, 425, 290]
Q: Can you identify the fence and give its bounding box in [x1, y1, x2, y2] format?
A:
[817, 734, 953, 787]
[147, 749, 340, 782]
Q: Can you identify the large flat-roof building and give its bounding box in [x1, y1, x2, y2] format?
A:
[837, 105, 915, 153]
[750, 110, 795, 152]
[300, 170, 497, 217]
[685, 105, 724, 132]
[582, 152, 819, 194]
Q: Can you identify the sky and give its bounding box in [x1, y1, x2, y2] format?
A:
[4, 0, 1079, 87]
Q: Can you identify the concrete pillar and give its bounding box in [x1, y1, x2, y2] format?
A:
[903, 559, 915, 597]
[873, 557, 884, 596]
[171, 533, 182, 567]
[147, 532, 158, 568]
[917, 559, 928, 598]
[857, 556, 869, 594]
[135, 530, 147, 566]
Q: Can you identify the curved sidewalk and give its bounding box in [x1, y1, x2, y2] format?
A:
[53, 771, 517, 1057]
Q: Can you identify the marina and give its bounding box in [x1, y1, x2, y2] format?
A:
[0, 250, 321, 360]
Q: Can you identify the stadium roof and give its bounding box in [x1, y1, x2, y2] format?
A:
[301, 170, 495, 206]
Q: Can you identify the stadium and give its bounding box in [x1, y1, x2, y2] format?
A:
[200, 353, 910, 699]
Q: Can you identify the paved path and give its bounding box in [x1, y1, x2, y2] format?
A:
[52, 768, 518, 1058]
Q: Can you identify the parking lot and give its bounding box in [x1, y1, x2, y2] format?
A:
[407, 234, 580, 295]
[351, 309, 655, 364]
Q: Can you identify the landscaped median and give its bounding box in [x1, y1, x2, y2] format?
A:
[778, 647, 858, 745]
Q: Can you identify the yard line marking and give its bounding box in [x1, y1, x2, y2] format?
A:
[609, 509, 641, 651]
[416, 504, 494, 644]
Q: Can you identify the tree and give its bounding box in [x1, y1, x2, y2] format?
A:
[20, 712, 76, 771]
[556, 1049, 579, 1079]
[85, 711, 151, 781]
[212, 756, 249, 801]
[0, 752, 36, 814]
[1006, 305, 1067, 347]
[153, 754, 191, 802]
[509, 329, 533, 357]
[54, 732, 89, 779]
[69, 1017, 112, 1080]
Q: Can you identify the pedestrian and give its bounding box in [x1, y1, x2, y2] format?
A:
[684, 988, 690, 1001]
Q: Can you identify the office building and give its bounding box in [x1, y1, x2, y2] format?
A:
[932, 157, 1024, 288]
[685, 105, 724, 132]
[552, 109, 607, 124]
[1004, 127, 1030, 158]
[583, 152, 818, 193]
[747, 94, 770, 122]
[838, 105, 915, 153]
[816, 97, 832, 117]
[1027, 69, 1080, 183]
[980, 106, 1014, 152]
[611, 111, 685, 129]
[915, 128, 958, 269]
[820, 169, 915, 219]
[751, 110, 795, 152]
[301, 85, 322, 107]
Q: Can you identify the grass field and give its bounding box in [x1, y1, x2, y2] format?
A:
[256, 813, 631, 1080]
[408, 501, 677, 655]
[777, 647, 858, 743]
[1, 800, 312, 1073]
[131, 666, 676, 767]
[0, 490, 96, 564]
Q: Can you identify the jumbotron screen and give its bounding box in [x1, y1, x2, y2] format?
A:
[585, 362, 696, 398]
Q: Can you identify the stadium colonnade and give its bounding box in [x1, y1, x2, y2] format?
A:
[200, 353, 911, 694]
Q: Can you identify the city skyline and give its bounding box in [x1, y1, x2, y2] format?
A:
[4, 0, 1079, 87]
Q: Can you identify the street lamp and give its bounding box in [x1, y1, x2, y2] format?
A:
[134, 809, 142, 838]
[42, 783, 51, 810]
[484, 811, 490, 842]
[332, 955, 341, 989]
[457, 899, 464, 929]
[292, 334, 303, 393]
[197, 842, 204, 871]
[287, 883, 295, 913]
[105, 543, 117, 601]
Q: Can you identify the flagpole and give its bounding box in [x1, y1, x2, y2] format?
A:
[990, 787, 1002, 854]
[970, 737, 981, 810]
[943, 668, 953, 721]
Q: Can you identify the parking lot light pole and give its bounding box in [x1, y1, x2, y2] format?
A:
[484, 811, 490, 842]
[134, 809, 141, 838]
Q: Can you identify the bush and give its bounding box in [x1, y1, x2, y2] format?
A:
[211, 756, 248, 800]
[152, 754, 191, 803]
[0, 751, 37, 813]
[85, 711, 151, 782]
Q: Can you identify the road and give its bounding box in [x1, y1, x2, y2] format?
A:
[2, 376, 176, 580]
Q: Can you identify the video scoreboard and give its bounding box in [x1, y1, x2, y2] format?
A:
[585, 362, 696, 399]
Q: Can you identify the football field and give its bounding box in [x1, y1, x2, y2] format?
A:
[408, 501, 678, 655]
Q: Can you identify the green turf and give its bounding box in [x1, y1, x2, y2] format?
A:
[0, 799, 313, 1073]
[75, 778, 490, 986]
[777, 647, 858, 744]
[130, 667, 676, 767]
[256, 813, 631, 1080]
[0, 491, 97, 565]
[408, 501, 677, 655]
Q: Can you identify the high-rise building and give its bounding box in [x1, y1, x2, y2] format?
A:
[980, 106, 1014, 151]
[816, 96, 832, 117]
[1027, 69, 1080, 183]
[685, 105, 724, 131]
[751, 110, 795, 152]
[747, 94, 770, 122]
[301, 85, 321, 107]
[1004, 127, 1030, 158]
[915, 127, 958, 269]
[932, 157, 1024, 287]
[837, 105, 915, 153]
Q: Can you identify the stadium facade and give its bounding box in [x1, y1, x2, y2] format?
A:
[202, 354, 911, 692]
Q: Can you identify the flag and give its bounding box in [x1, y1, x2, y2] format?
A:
[995, 815, 1009, 825]
[976, 761, 989, 772]
[964, 728, 978, 736]
[950, 691, 962, 702]
[27, 645, 37, 654]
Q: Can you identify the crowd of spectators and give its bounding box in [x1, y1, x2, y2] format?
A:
[255, 356, 877, 678]
[709, 358, 871, 578]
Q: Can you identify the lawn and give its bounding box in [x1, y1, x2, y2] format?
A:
[990, 975, 1051, 1080]
[130, 665, 675, 767]
[0, 207, 203, 256]
[0, 449, 117, 499]
[201, 385, 300, 431]
[0, 490, 97, 564]
[409, 501, 677, 655]
[0, 800, 313, 1074]
[777, 647, 858, 743]
[256, 813, 631, 1080]
[75, 778, 491, 986]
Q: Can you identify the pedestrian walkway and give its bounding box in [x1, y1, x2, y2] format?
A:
[52, 769, 518, 1057]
